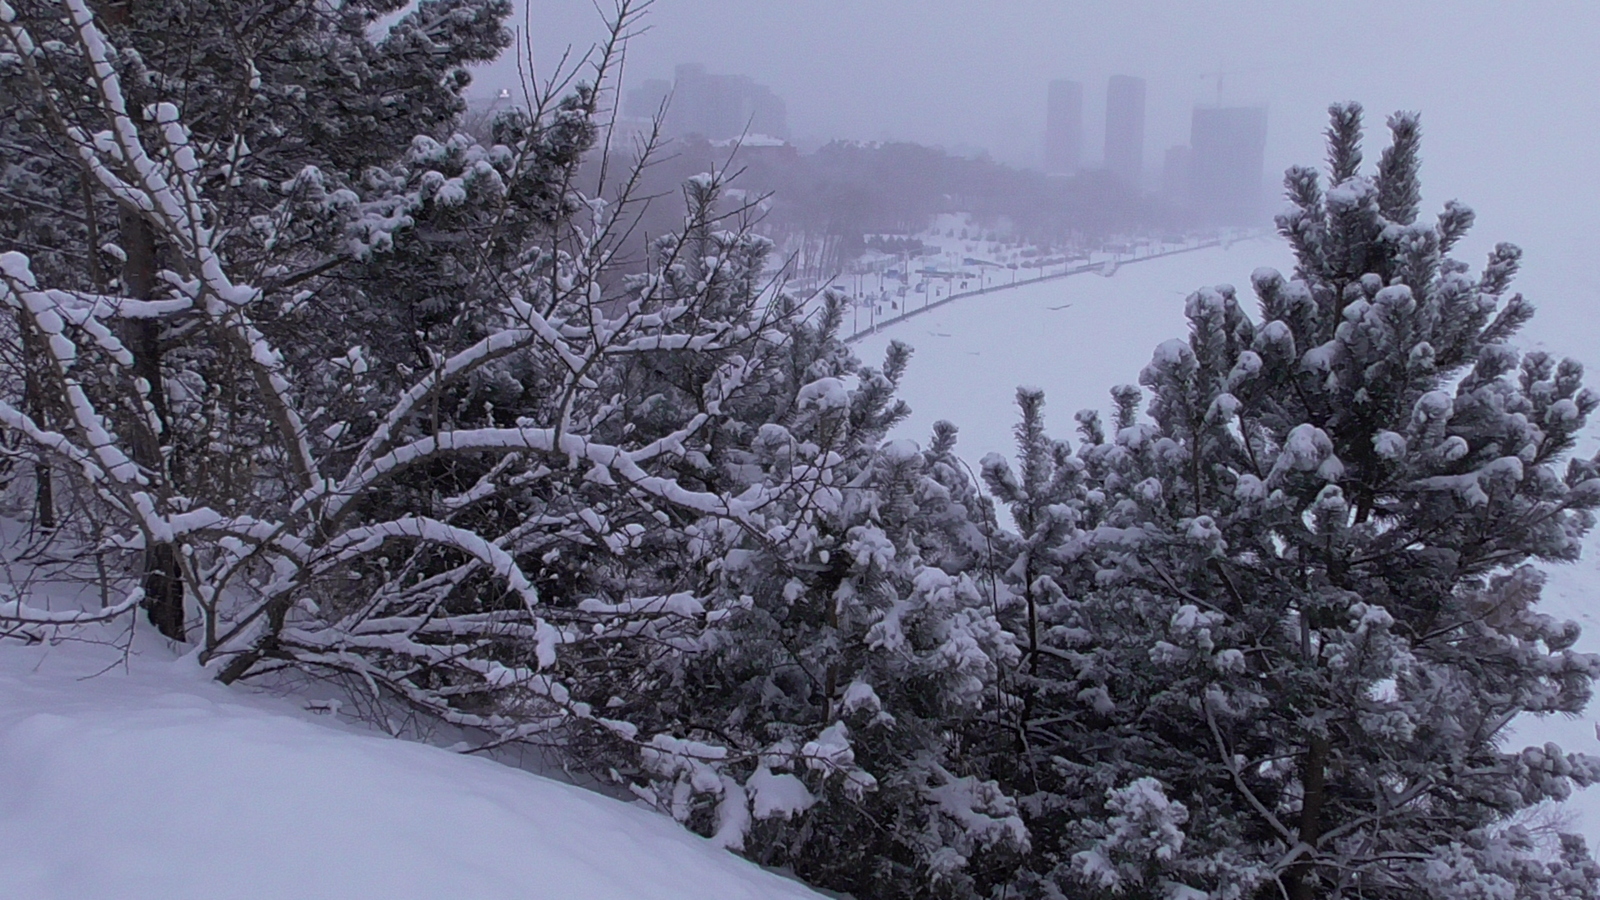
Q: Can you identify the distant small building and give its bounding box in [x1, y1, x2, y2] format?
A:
[1189, 106, 1268, 224]
[709, 134, 798, 162]
[1044, 79, 1083, 175]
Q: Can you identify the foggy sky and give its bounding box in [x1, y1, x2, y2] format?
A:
[500, 1, 1600, 363]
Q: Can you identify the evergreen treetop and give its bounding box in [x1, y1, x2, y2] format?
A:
[991, 102, 1600, 900]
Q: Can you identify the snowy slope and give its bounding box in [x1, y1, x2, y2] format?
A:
[0, 635, 826, 900]
[854, 238, 1600, 845]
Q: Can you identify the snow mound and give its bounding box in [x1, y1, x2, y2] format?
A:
[0, 638, 825, 900]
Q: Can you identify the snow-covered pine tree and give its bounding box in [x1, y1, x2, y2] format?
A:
[688, 369, 1025, 900]
[993, 104, 1600, 899]
[2, 9, 1024, 896]
[0, 0, 760, 759]
[559, 202, 1026, 895]
[0, 0, 512, 637]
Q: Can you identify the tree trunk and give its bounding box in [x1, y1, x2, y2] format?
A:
[20, 329, 55, 532]
[93, 0, 184, 640]
[33, 448, 54, 532]
[1285, 734, 1329, 900]
[121, 200, 185, 640]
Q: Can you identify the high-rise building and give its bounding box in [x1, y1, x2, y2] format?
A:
[1044, 79, 1083, 174]
[1189, 106, 1268, 224]
[1162, 145, 1192, 205]
[1104, 75, 1146, 188]
[663, 63, 788, 141]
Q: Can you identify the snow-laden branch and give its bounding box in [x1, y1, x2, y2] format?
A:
[320, 516, 537, 605]
[43, 0, 319, 490]
[340, 326, 551, 492]
[0, 0, 831, 772]
[1, 252, 147, 491]
[0, 586, 143, 624]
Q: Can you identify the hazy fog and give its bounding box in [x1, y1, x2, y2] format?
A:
[502, 1, 1600, 363]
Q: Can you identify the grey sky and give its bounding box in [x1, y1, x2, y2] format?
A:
[499, 1, 1600, 359]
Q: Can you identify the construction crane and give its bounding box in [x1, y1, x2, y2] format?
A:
[1196, 64, 1284, 106]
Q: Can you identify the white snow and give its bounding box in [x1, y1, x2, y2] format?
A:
[0, 633, 826, 900]
[840, 679, 884, 715]
[852, 238, 1293, 466]
[796, 376, 850, 411]
[1373, 430, 1408, 459]
[747, 767, 817, 820]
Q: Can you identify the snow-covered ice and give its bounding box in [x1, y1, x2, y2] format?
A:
[0, 633, 826, 900]
[853, 236, 1296, 466]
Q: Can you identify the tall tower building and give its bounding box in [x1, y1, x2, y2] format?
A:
[1189, 106, 1268, 224]
[1044, 79, 1083, 174]
[1103, 75, 1146, 188]
[1162, 145, 1192, 205]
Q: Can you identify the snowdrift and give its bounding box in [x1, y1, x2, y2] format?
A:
[0, 636, 825, 900]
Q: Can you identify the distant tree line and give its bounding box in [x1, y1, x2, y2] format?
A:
[578, 135, 1183, 280]
[864, 235, 929, 257]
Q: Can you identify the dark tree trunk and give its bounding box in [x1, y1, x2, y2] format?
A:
[89, 0, 184, 639]
[21, 332, 55, 532]
[1285, 734, 1329, 900]
[33, 452, 54, 532]
[142, 542, 185, 639]
[121, 201, 185, 641]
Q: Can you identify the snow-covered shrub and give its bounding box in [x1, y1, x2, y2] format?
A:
[990, 104, 1600, 900]
[0, 5, 1023, 897]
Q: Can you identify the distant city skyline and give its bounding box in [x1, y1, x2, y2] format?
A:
[488, 3, 1598, 208]
[485, 2, 1600, 361]
[565, 60, 1271, 200]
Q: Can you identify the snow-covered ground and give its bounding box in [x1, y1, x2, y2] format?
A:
[854, 236, 1600, 846]
[799, 211, 1219, 326]
[0, 632, 826, 900]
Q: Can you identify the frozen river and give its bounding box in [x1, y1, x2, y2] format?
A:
[853, 236, 1296, 463]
